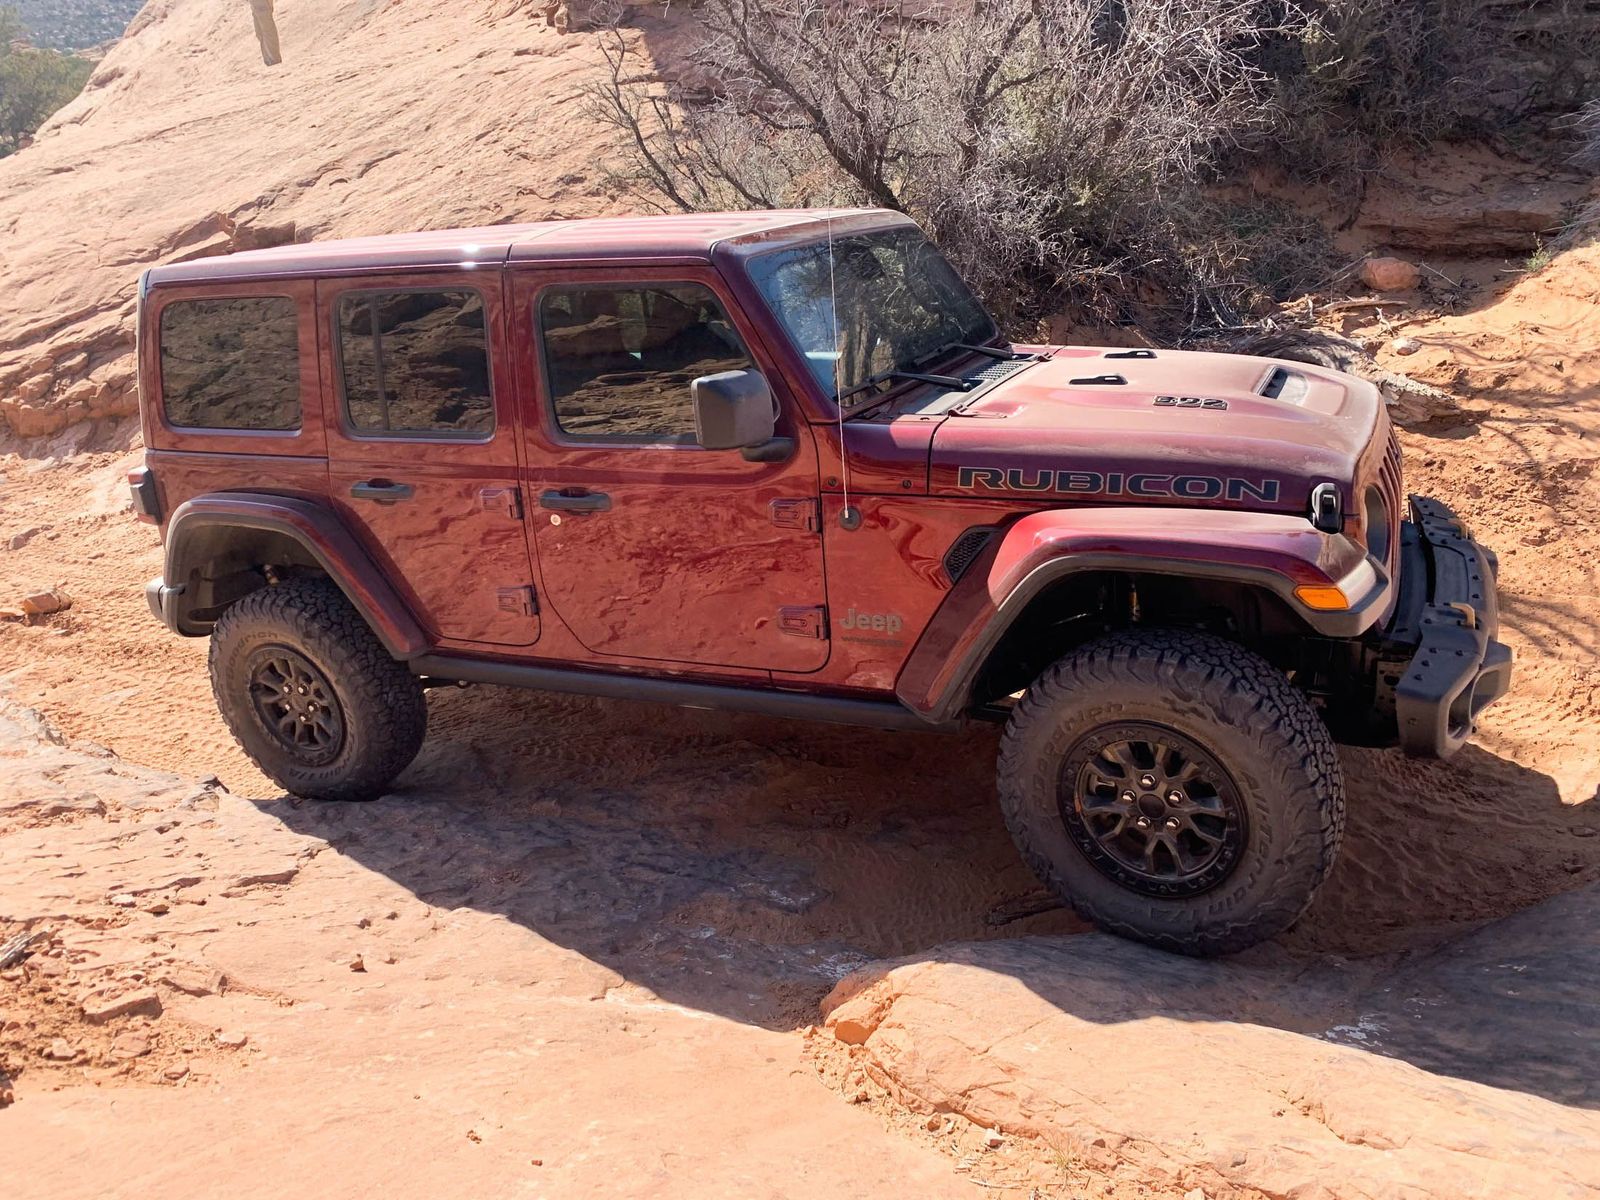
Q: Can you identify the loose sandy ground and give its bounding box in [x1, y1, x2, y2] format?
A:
[1, 0, 1599, 1193]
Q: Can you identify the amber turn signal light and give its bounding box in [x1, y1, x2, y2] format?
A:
[1293, 584, 1351, 611]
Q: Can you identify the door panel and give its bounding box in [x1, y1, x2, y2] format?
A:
[317, 274, 539, 648]
[511, 268, 827, 672]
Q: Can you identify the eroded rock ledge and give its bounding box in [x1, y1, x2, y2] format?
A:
[819, 912, 1600, 1200]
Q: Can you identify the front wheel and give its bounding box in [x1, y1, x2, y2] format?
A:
[209, 578, 427, 801]
[997, 630, 1344, 956]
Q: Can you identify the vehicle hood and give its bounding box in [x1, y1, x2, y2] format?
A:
[927, 347, 1384, 514]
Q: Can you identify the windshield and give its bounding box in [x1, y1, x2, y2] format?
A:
[747, 225, 998, 407]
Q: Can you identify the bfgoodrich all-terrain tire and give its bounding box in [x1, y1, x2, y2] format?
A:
[209, 578, 427, 801]
[998, 629, 1344, 956]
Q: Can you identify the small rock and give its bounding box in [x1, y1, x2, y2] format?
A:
[20, 588, 72, 616]
[983, 1130, 1005, 1149]
[82, 988, 162, 1024]
[6, 528, 41, 552]
[145, 901, 170, 916]
[109, 894, 136, 908]
[1360, 256, 1421, 291]
[349, 953, 366, 973]
[43, 1038, 77, 1061]
[1390, 337, 1422, 356]
[214, 1030, 248, 1049]
[159, 965, 225, 997]
[164, 1065, 189, 1081]
[1185, 1189, 1207, 1200]
[110, 1032, 151, 1059]
[924, 1114, 944, 1132]
[1572, 825, 1596, 838]
[235, 865, 299, 888]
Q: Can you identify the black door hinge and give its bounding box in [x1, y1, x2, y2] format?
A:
[480, 486, 524, 520]
[770, 498, 821, 533]
[496, 585, 538, 616]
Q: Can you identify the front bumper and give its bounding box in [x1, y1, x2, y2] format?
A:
[145, 576, 185, 634]
[1381, 495, 1513, 757]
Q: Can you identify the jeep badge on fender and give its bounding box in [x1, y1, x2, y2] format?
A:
[131, 208, 1511, 958]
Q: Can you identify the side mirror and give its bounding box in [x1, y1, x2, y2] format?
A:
[691, 369, 777, 451]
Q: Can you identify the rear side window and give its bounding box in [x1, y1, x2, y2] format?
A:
[160, 296, 301, 431]
[540, 283, 750, 440]
[337, 289, 493, 437]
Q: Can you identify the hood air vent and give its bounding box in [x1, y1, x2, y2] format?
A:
[1259, 366, 1310, 403]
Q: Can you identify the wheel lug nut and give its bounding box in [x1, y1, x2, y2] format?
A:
[1139, 774, 1156, 789]
[1167, 791, 1183, 805]
[1119, 790, 1136, 804]
[1165, 816, 1180, 829]
[1135, 816, 1151, 829]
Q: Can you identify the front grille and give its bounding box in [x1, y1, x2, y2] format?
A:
[1377, 426, 1404, 574]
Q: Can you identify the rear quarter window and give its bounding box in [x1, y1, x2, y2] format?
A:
[159, 296, 302, 431]
[336, 289, 493, 438]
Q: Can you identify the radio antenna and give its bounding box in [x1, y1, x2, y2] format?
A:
[827, 210, 860, 531]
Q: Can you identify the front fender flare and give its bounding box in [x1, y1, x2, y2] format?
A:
[895, 507, 1389, 724]
[159, 493, 428, 660]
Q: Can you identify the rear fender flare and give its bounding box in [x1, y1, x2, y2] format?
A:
[160, 493, 427, 660]
[896, 506, 1387, 724]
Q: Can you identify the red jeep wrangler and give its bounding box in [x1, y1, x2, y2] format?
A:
[130, 209, 1511, 954]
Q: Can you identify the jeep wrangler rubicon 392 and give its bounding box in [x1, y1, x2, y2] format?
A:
[130, 209, 1512, 955]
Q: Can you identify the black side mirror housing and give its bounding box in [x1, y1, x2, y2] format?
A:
[691, 369, 777, 451]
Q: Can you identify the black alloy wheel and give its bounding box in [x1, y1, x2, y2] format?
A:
[1060, 722, 1246, 898]
[246, 645, 345, 766]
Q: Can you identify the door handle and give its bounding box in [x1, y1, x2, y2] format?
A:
[350, 480, 414, 504]
[539, 489, 611, 514]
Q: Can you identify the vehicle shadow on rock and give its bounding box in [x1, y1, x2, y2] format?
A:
[264, 682, 1597, 1109]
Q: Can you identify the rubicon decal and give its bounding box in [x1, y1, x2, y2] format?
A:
[957, 467, 1281, 503]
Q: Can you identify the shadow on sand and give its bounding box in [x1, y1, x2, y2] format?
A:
[265, 681, 1599, 1110]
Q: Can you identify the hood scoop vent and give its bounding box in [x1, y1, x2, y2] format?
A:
[1067, 373, 1127, 386]
[1104, 348, 1157, 360]
[1259, 365, 1310, 403]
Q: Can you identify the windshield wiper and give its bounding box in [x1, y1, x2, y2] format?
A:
[950, 341, 1023, 360]
[837, 367, 977, 405]
[909, 338, 1020, 371]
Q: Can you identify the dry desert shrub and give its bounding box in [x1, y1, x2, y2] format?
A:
[586, 0, 1598, 332]
[586, 0, 1321, 332]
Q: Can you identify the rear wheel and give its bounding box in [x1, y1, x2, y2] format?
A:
[997, 629, 1344, 955]
[209, 578, 427, 801]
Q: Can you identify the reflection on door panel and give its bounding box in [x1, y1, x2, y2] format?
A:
[325, 281, 538, 648]
[542, 284, 749, 439]
[525, 278, 827, 672]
